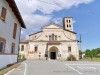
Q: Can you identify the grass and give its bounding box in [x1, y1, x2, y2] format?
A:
[0, 63, 21, 75]
[84, 57, 100, 62]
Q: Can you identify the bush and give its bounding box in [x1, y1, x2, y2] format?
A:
[67, 55, 76, 61]
[18, 54, 25, 59]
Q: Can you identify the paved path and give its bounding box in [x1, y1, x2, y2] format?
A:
[5, 60, 100, 75]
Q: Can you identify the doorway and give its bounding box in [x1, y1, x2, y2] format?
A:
[49, 46, 58, 60]
[50, 52, 56, 59]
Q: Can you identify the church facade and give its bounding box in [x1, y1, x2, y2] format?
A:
[20, 17, 79, 60]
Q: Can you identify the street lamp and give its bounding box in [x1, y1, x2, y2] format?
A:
[39, 52, 41, 60]
[45, 51, 48, 60]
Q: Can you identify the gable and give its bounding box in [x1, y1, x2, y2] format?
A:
[43, 24, 63, 29]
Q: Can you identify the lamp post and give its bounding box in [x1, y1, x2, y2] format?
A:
[39, 52, 41, 60]
[79, 34, 82, 59]
[45, 51, 48, 60]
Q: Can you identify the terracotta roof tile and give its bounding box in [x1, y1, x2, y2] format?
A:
[20, 40, 28, 43]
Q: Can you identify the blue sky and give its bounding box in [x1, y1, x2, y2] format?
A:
[15, 0, 100, 50]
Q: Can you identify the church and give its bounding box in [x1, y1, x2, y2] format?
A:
[20, 17, 79, 60]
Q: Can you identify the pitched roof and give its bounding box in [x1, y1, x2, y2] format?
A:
[6, 0, 26, 28]
[42, 23, 63, 29]
[29, 31, 43, 36]
[43, 23, 76, 34]
[29, 23, 76, 36]
[20, 40, 28, 43]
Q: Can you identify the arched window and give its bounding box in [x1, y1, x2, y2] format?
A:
[49, 34, 57, 41]
[21, 45, 24, 51]
[69, 25, 71, 28]
[49, 34, 58, 41]
[34, 46, 38, 52]
[67, 25, 68, 27]
[66, 20, 68, 23]
[69, 20, 71, 23]
[51, 34, 55, 41]
[49, 36, 52, 41]
[68, 47, 71, 53]
[55, 36, 57, 40]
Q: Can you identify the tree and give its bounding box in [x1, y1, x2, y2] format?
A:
[85, 49, 91, 56]
[85, 48, 100, 61]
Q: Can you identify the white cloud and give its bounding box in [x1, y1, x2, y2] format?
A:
[15, 0, 93, 14]
[23, 14, 51, 28]
[15, 0, 93, 39]
[51, 18, 62, 24]
[20, 14, 51, 39]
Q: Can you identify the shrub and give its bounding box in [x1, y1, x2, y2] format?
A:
[67, 55, 76, 61]
[18, 54, 25, 59]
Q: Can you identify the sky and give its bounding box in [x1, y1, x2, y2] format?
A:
[15, 0, 100, 50]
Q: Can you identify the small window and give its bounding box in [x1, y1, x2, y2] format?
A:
[66, 20, 68, 23]
[0, 42, 4, 53]
[49, 34, 57, 41]
[13, 23, 17, 39]
[0, 37, 6, 53]
[49, 36, 52, 41]
[68, 47, 71, 52]
[69, 20, 70, 23]
[1, 7, 7, 21]
[55, 36, 57, 40]
[21, 45, 24, 51]
[69, 25, 71, 28]
[52, 34, 55, 41]
[34, 46, 38, 52]
[11, 43, 15, 54]
[67, 25, 68, 27]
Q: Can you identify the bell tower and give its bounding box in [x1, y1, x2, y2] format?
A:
[63, 17, 73, 31]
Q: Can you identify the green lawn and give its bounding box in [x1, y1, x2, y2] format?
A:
[85, 57, 100, 62]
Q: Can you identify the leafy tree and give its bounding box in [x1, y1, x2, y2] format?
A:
[85, 49, 91, 56]
[85, 48, 100, 57]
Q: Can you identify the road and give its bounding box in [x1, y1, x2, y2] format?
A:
[5, 60, 100, 75]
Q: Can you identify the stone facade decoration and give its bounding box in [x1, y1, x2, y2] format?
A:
[20, 17, 79, 60]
